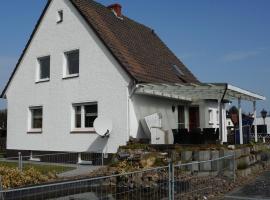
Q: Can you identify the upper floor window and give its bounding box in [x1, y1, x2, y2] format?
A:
[64, 50, 79, 78]
[29, 107, 43, 133]
[37, 56, 50, 82]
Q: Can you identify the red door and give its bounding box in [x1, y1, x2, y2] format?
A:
[189, 107, 200, 130]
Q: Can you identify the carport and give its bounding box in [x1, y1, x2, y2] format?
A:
[134, 83, 266, 144]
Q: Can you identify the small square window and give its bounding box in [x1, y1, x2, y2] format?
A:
[57, 10, 63, 23]
[37, 56, 50, 81]
[64, 50, 79, 77]
[29, 107, 43, 130]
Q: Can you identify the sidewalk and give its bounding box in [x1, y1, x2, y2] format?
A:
[224, 171, 270, 200]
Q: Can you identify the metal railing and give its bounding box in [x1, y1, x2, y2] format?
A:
[0, 154, 235, 200]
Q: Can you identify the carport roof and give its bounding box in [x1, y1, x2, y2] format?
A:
[135, 83, 266, 102]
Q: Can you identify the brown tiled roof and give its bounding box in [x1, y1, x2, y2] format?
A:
[70, 0, 199, 84]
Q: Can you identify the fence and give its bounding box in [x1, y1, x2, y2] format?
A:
[0, 151, 103, 177]
[250, 133, 270, 144]
[0, 154, 235, 200]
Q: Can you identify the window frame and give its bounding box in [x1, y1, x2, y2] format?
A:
[36, 55, 50, 83]
[208, 109, 214, 125]
[28, 106, 43, 133]
[63, 49, 80, 79]
[71, 102, 98, 133]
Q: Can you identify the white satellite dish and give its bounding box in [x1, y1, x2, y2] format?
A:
[94, 117, 112, 137]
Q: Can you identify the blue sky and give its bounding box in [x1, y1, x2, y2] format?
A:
[0, 0, 270, 114]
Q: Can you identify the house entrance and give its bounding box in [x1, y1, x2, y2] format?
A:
[189, 107, 199, 130]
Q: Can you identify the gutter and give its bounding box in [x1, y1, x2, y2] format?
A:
[221, 83, 228, 103]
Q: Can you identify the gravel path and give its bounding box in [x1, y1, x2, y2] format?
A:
[224, 171, 270, 200]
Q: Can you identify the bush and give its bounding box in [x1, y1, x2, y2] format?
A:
[0, 166, 56, 189]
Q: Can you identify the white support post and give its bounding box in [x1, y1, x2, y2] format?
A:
[253, 101, 258, 143]
[238, 98, 243, 144]
[218, 99, 223, 143]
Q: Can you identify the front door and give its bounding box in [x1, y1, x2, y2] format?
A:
[189, 107, 200, 130]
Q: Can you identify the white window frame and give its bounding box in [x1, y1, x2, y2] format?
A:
[71, 102, 97, 132]
[36, 56, 50, 83]
[63, 49, 79, 78]
[28, 106, 43, 133]
[208, 109, 214, 125]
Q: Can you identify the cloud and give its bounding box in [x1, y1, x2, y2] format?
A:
[222, 48, 266, 62]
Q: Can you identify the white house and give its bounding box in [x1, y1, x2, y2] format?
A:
[253, 116, 270, 134]
[0, 0, 265, 156]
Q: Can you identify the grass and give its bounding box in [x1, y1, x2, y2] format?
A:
[0, 161, 75, 174]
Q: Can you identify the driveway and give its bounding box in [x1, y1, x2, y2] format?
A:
[224, 171, 270, 200]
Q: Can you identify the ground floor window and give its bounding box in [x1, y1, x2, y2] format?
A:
[72, 102, 98, 131]
[29, 107, 43, 132]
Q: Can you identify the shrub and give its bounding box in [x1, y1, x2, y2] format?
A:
[0, 166, 55, 189]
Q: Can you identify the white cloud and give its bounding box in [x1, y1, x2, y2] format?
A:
[222, 48, 266, 62]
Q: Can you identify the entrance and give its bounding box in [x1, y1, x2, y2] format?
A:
[189, 107, 199, 130]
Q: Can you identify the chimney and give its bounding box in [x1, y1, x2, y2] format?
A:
[107, 3, 122, 17]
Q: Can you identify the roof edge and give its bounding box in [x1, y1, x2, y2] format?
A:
[69, 0, 137, 83]
[0, 0, 52, 98]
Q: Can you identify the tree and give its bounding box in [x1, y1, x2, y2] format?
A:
[0, 109, 7, 129]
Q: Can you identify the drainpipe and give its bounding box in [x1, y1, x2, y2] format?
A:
[219, 84, 228, 144]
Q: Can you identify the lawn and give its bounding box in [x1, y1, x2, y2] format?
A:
[0, 160, 75, 174]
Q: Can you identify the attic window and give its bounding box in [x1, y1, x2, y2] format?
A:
[172, 64, 184, 77]
[57, 10, 63, 23]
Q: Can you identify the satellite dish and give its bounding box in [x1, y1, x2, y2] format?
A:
[94, 117, 112, 137]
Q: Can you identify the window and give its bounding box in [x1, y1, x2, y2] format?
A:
[64, 50, 79, 77]
[57, 10, 63, 23]
[37, 56, 50, 81]
[72, 103, 97, 131]
[172, 64, 184, 77]
[29, 107, 43, 131]
[209, 109, 214, 125]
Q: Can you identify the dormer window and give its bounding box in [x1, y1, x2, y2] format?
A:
[37, 56, 50, 82]
[172, 64, 184, 77]
[57, 10, 63, 23]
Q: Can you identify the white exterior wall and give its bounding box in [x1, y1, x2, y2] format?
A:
[255, 116, 270, 134]
[129, 94, 188, 138]
[201, 100, 220, 129]
[5, 0, 130, 153]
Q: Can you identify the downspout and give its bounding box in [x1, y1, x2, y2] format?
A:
[221, 83, 228, 102]
[127, 81, 139, 141]
[219, 83, 228, 144]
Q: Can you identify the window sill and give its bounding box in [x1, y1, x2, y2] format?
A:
[70, 128, 96, 134]
[36, 78, 50, 84]
[63, 74, 79, 80]
[27, 129, 42, 134]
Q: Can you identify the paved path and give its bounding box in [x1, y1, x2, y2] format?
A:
[58, 164, 101, 178]
[224, 171, 270, 200]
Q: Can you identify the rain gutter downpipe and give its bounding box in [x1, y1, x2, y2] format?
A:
[219, 83, 228, 144]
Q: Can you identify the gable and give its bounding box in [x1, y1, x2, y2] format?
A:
[1, 0, 130, 98]
[1, 0, 200, 98]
